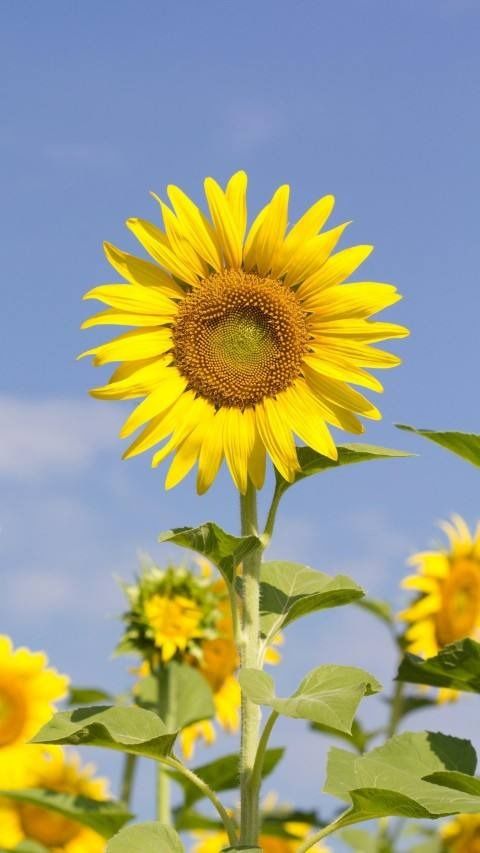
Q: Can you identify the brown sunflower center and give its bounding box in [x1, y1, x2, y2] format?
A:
[436, 558, 480, 647]
[20, 802, 81, 846]
[172, 270, 308, 408]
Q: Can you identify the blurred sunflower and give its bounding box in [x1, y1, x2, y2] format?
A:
[441, 813, 480, 852]
[0, 635, 68, 786]
[0, 749, 108, 852]
[399, 515, 480, 700]
[192, 817, 328, 852]
[80, 172, 408, 493]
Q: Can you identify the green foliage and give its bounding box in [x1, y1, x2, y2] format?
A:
[275, 443, 413, 496]
[159, 522, 262, 584]
[168, 748, 284, 807]
[0, 844, 49, 853]
[239, 665, 380, 733]
[68, 686, 114, 705]
[341, 828, 382, 852]
[32, 705, 177, 760]
[397, 424, 480, 466]
[397, 638, 480, 692]
[311, 717, 374, 753]
[0, 789, 132, 839]
[135, 662, 215, 729]
[324, 731, 480, 830]
[258, 561, 363, 640]
[106, 822, 184, 852]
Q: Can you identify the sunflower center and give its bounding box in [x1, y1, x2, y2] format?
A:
[0, 684, 26, 746]
[20, 803, 81, 846]
[436, 558, 480, 647]
[172, 270, 308, 408]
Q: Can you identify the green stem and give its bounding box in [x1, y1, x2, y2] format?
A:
[239, 480, 263, 846]
[156, 665, 172, 825]
[263, 482, 283, 541]
[387, 678, 405, 739]
[249, 710, 279, 807]
[296, 811, 351, 853]
[162, 756, 238, 845]
[119, 753, 138, 807]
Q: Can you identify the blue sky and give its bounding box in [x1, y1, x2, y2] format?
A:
[2, 1, 480, 848]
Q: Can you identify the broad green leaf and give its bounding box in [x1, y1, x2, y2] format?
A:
[275, 443, 412, 494]
[259, 561, 363, 639]
[424, 770, 480, 795]
[239, 665, 380, 733]
[324, 731, 480, 830]
[0, 789, 132, 839]
[396, 425, 480, 467]
[68, 686, 114, 705]
[135, 662, 215, 729]
[31, 705, 177, 760]
[397, 638, 480, 692]
[107, 822, 184, 852]
[169, 748, 284, 807]
[159, 522, 262, 584]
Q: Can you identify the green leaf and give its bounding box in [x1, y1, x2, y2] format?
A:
[239, 665, 381, 733]
[169, 748, 284, 808]
[223, 848, 261, 852]
[68, 686, 114, 705]
[275, 443, 413, 493]
[135, 662, 215, 729]
[341, 828, 381, 852]
[311, 717, 373, 753]
[159, 522, 262, 584]
[324, 730, 480, 830]
[259, 562, 363, 639]
[31, 705, 177, 760]
[107, 822, 184, 852]
[396, 425, 480, 467]
[0, 844, 49, 853]
[397, 638, 480, 693]
[0, 788, 132, 839]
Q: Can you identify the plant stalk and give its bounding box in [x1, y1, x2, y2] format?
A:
[239, 480, 263, 845]
[156, 664, 172, 825]
[119, 753, 138, 808]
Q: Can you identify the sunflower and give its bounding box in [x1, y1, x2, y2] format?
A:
[399, 515, 480, 700]
[0, 635, 69, 787]
[0, 749, 107, 852]
[441, 814, 480, 852]
[80, 172, 408, 493]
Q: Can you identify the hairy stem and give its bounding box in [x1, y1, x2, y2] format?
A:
[163, 756, 238, 845]
[156, 665, 172, 825]
[239, 480, 263, 845]
[249, 710, 279, 807]
[119, 753, 138, 808]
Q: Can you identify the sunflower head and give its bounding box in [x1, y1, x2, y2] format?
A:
[0, 749, 107, 852]
[81, 172, 408, 493]
[119, 562, 224, 663]
[441, 813, 480, 852]
[399, 515, 480, 698]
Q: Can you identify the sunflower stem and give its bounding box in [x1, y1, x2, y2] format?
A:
[387, 678, 405, 739]
[239, 480, 263, 845]
[156, 663, 172, 826]
[119, 753, 138, 808]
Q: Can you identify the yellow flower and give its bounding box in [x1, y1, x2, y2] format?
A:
[441, 813, 480, 851]
[0, 749, 107, 852]
[399, 515, 480, 701]
[81, 172, 408, 494]
[144, 593, 204, 661]
[193, 823, 330, 852]
[0, 635, 69, 787]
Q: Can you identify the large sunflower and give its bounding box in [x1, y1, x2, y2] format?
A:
[399, 516, 480, 676]
[0, 635, 68, 786]
[81, 172, 408, 493]
[441, 814, 480, 852]
[0, 749, 107, 852]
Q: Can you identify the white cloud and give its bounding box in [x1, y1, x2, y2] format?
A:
[0, 396, 121, 479]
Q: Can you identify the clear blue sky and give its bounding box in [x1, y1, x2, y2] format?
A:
[2, 1, 480, 848]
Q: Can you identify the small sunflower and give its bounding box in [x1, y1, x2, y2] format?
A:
[0, 635, 69, 786]
[0, 749, 107, 852]
[441, 813, 480, 852]
[80, 172, 408, 493]
[399, 515, 480, 700]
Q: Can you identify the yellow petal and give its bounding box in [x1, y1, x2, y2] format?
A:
[204, 177, 243, 268]
[276, 383, 338, 458]
[407, 551, 450, 578]
[103, 242, 185, 299]
[309, 340, 401, 369]
[81, 308, 174, 329]
[303, 353, 384, 393]
[127, 218, 200, 286]
[165, 423, 206, 490]
[158, 200, 209, 279]
[271, 194, 335, 276]
[283, 222, 350, 287]
[398, 593, 442, 622]
[166, 185, 222, 270]
[308, 318, 410, 343]
[119, 370, 187, 437]
[304, 282, 401, 317]
[244, 185, 290, 275]
[225, 170, 248, 241]
[123, 391, 197, 459]
[83, 284, 177, 316]
[298, 246, 374, 302]
[90, 357, 172, 400]
[79, 328, 173, 365]
[255, 397, 299, 481]
[401, 575, 440, 593]
[247, 423, 267, 490]
[222, 407, 255, 494]
[197, 416, 224, 495]
[303, 366, 381, 420]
